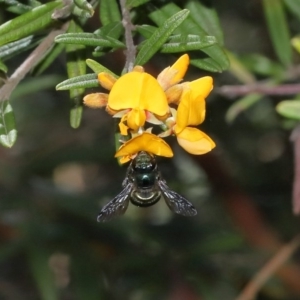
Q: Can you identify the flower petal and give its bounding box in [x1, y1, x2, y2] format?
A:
[157, 54, 189, 90]
[188, 76, 213, 99]
[98, 72, 117, 90]
[119, 114, 129, 135]
[174, 89, 191, 134]
[108, 72, 168, 116]
[83, 93, 108, 108]
[132, 65, 144, 72]
[127, 108, 146, 131]
[146, 112, 163, 125]
[176, 127, 216, 155]
[165, 84, 183, 104]
[119, 155, 132, 164]
[115, 132, 173, 157]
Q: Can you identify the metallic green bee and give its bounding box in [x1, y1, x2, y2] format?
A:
[97, 151, 197, 222]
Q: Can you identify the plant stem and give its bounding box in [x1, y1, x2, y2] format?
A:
[0, 22, 69, 102]
[119, 0, 136, 72]
[235, 235, 300, 300]
[218, 83, 300, 98]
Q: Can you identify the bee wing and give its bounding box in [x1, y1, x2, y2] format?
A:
[157, 180, 197, 217]
[97, 183, 133, 222]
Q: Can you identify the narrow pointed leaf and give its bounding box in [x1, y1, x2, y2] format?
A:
[186, 0, 224, 45]
[226, 94, 263, 123]
[66, 21, 86, 129]
[263, 0, 292, 66]
[74, 0, 94, 17]
[136, 24, 157, 38]
[70, 105, 83, 128]
[55, 33, 125, 48]
[0, 1, 63, 47]
[3, 0, 40, 14]
[239, 53, 285, 78]
[94, 21, 123, 38]
[11, 75, 64, 100]
[276, 100, 300, 120]
[0, 101, 17, 148]
[126, 0, 149, 8]
[34, 42, 65, 75]
[161, 34, 217, 53]
[135, 9, 190, 66]
[27, 246, 58, 300]
[0, 60, 7, 73]
[283, 0, 300, 24]
[72, 6, 94, 18]
[56, 74, 99, 90]
[227, 51, 256, 84]
[99, 0, 121, 26]
[190, 57, 223, 73]
[0, 35, 38, 61]
[149, 3, 229, 71]
[86, 59, 118, 77]
[93, 21, 124, 52]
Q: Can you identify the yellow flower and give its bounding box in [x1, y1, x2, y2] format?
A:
[84, 54, 216, 160]
[157, 54, 189, 91]
[170, 76, 216, 155]
[175, 76, 213, 131]
[115, 132, 173, 160]
[84, 69, 169, 132]
[108, 72, 169, 131]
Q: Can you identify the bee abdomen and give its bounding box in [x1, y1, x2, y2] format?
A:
[130, 190, 161, 207]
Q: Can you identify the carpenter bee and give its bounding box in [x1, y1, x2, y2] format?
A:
[97, 151, 197, 222]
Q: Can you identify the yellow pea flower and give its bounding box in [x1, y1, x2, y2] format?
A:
[157, 54, 189, 91]
[115, 132, 173, 160]
[169, 76, 216, 155]
[108, 72, 169, 131]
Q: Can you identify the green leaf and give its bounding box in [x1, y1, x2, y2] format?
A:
[56, 73, 99, 91]
[135, 9, 190, 66]
[11, 75, 64, 100]
[239, 53, 285, 78]
[93, 21, 124, 53]
[283, 0, 300, 22]
[0, 1, 63, 47]
[70, 105, 83, 129]
[55, 32, 125, 48]
[185, 0, 224, 45]
[0, 35, 39, 61]
[190, 57, 224, 73]
[71, 249, 104, 300]
[66, 21, 86, 128]
[135, 24, 157, 38]
[226, 94, 263, 123]
[0, 101, 17, 148]
[72, 5, 94, 18]
[86, 59, 118, 77]
[99, 0, 121, 26]
[94, 21, 123, 38]
[74, 0, 94, 17]
[263, 0, 292, 66]
[27, 246, 58, 300]
[33, 42, 65, 75]
[149, 3, 229, 72]
[0, 60, 7, 73]
[160, 34, 217, 53]
[2, 0, 40, 14]
[126, 0, 149, 8]
[226, 51, 256, 84]
[276, 100, 300, 120]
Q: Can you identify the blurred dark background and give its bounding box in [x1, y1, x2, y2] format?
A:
[0, 0, 300, 299]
